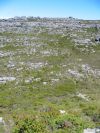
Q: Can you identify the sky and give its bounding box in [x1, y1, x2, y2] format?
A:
[0, 0, 100, 20]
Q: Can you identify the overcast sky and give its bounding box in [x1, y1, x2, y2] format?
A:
[0, 0, 100, 20]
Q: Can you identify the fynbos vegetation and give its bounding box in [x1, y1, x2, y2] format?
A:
[0, 17, 100, 133]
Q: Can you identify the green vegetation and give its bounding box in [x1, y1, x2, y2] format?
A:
[0, 22, 100, 132]
[12, 108, 94, 133]
[86, 27, 98, 33]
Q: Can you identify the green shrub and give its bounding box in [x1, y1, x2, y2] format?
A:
[13, 114, 48, 133]
[12, 107, 95, 133]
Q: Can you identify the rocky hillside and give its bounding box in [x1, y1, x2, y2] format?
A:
[0, 17, 100, 133]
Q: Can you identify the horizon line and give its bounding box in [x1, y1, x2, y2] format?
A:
[0, 16, 100, 21]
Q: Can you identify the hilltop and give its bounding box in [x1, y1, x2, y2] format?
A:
[0, 17, 100, 133]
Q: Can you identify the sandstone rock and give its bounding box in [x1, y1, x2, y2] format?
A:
[77, 93, 89, 101]
[95, 35, 100, 42]
[0, 77, 16, 83]
[59, 110, 66, 114]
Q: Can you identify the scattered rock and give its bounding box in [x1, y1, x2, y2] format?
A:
[16, 67, 23, 71]
[95, 35, 100, 42]
[68, 69, 83, 79]
[84, 128, 100, 133]
[7, 63, 15, 68]
[0, 117, 4, 123]
[84, 128, 95, 133]
[59, 110, 66, 114]
[51, 78, 59, 83]
[82, 64, 100, 77]
[76, 93, 89, 101]
[43, 82, 47, 85]
[0, 51, 13, 57]
[74, 38, 91, 45]
[82, 64, 91, 72]
[0, 77, 16, 83]
[34, 78, 41, 82]
[25, 78, 32, 83]
[27, 62, 48, 69]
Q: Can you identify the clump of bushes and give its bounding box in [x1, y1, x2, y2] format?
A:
[12, 106, 95, 133]
[12, 114, 48, 133]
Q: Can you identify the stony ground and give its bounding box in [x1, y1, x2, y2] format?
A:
[0, 17, 100, 133]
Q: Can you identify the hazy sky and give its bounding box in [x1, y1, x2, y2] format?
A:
[0, 0, 100, 19]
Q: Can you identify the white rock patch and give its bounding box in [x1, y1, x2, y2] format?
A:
[0, 77, 16, 83]
[83, 128, 100, 133]
[43, 82, 47, 85]
[59, 110, 66, 114]
[0, 117, 5, 124]
[28, 62, 48, 69]
[68, 69, 83, 78]
[77, 93, 89, 101]
[51, 78, 59, 83]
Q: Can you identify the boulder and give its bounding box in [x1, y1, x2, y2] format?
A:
[95, 35, 100, 42]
